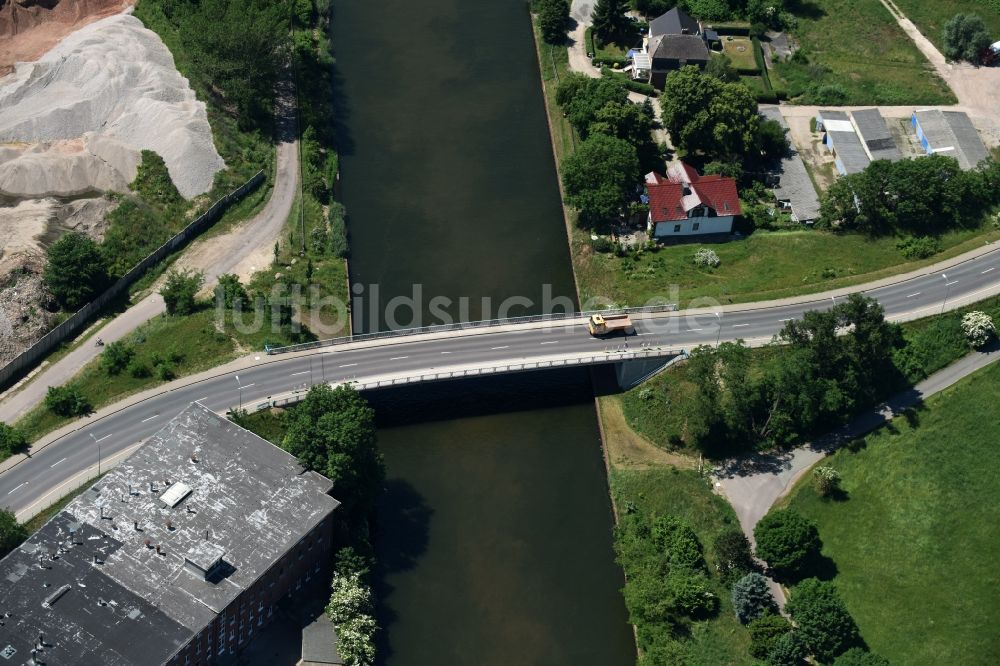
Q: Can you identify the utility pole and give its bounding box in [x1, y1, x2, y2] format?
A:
[715, 312, 723, 347]
[90, 433, 101, 476]
[235, 375, 244, 412]
[941, 273, 953, 314]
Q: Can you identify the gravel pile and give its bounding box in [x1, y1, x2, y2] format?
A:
[0, 12, 225, 199]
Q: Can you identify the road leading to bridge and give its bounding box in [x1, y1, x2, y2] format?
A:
[2, 246, 999, 519]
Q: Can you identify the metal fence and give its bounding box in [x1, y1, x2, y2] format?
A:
[265, 303, 680, 355]
[0, 170, 266, 391]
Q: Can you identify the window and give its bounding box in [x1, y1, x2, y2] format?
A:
[692, 222, 700, 231]
[673, 224, 681, 233]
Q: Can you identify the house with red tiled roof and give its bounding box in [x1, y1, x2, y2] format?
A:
[644, 162, 741, 239]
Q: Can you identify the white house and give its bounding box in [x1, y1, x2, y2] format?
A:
[645, 162, 741, 239]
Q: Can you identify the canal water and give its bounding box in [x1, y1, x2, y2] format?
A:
[331, 0, 636, 663]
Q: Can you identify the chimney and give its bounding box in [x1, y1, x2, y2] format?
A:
[127, 484, 132, 495]
[204, 529, 209, 540]
[38, 633, 45, 647]
[186, 505, 195, 514]
[93, 554, 102, 565]
[166, 519, 173, 531]
[191, 453, 199, 463]
[149, 481, 155, 493]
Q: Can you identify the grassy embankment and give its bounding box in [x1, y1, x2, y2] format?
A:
[890, 0, 1000, 53]
[618, 294, 1000, 451]
[774, 359, 1000, 664]
[772, 0, 956, 105]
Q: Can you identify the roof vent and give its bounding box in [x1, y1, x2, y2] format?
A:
[184, 542, 227, 581]
[42, 584, 71, 608]
[159, 482, 192, 508]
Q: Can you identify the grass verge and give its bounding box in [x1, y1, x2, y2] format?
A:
[774, 360, 1000, 664]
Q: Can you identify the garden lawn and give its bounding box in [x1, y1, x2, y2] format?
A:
[773, 0, 955, 104]
[777, 360, 1000, 665]
[721, 36, 758, 70]
[573, 225, 1000, 309]
[891, 0, 1000, 53]
[611, 467, 753, 665]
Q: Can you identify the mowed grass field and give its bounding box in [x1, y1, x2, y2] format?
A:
[721, 36, 758, 69]
[774, 0, 955, 104]
[892, 0, 1000, 52]
[573, 225, 1000, 309]
[778, 361, 1000, 664]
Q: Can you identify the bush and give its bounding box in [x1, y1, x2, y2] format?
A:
[45, 384, 92, 417]
[896, 235, 940, 260]
[0, 423, 29, 458]
[693, 248, 721, 268]
[961, 311, 996, 348]
[812, 466, 842, 497]
[161, 269, 204, 316]
[833, 648, 890, 666]
[942, 13, 992, 63]
[0, 509, 27, 559]
[732, 572, 778, 624]
[327, 570, 377, 666]
[667, 569, 719, 617]
[101, 341, 135, 376]
[754, 508, 822, 580]
[591, 236, 615, 253]
[713, 529, 755, 583]
[767, 630, 808, 666]
[127, 358, 152, 379]
[43, 232, 111, 311]
[748, 612, 793, 659]
[786, 578, 861, 663]
[592, 56, 631, 68]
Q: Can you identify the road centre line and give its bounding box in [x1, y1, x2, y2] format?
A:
[946, 281, 958, 286]
[339, 363, 358, 368]
[906, 292, 921, 298]
[140, 414, 159, 423]
[687, 328, 703, 332]
[7, 482, 26, 495]
[95, 434, 112, 443]
[540, 341, 559, 345]
[732, 324, 749, 328]
[490, 346, 509, 350]
[983, 267, 995, 274]
[389, 356, 409, 360]
[291, 370, 310, 376]
[50, 458, 67, 468]
[440, 351, 452, 354]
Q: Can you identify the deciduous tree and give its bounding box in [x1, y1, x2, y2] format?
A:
[160, 269, 204, 316]
[537, 0, 570, 44]
[0, 423, 28, 459]
[942, 13, 992, 63]
[561, 133, 640, 224]
[753, 508, 821, 579]
[44, 232, 110, 311]
[0, 509, 27, 559]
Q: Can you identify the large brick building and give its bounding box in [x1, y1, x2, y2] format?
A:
[0, 403, 340, 665]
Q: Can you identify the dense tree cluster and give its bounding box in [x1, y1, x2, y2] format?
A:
[682, 294, 903, 452]
[0, 509, 27, 559]
[536, 0, 571, 44]
[942, 13, 992, 63]
[712, 528, 755, 583]
[819, 154, 997, 236]
[0, 423, 28, 460]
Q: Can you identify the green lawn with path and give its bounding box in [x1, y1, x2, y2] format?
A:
[721, 36, 758, 70]
[891, 0, 1000, 53]
[776, 360, 1000, 664]
[773, 0, 955, 104]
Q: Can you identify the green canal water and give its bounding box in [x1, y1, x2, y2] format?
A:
[331, 0, 636, 663]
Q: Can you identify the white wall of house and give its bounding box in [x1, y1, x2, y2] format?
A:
[650, 214, 733, 238]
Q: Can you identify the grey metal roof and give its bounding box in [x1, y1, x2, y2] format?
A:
[760, 106, 821, 222]
[851, 108, 902, 162]
[0, 403, 340, 665]
[301, 613, 345, 665]
[651, 34, 710, 63]
[650, 7, 700, 38]
[913, 109, 989, 170]
[818, 109, 870, 174]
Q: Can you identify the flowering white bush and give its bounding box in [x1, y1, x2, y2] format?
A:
[327, 571, 377, 666]
[693, 248, 721, 268]
[961, 311, 996, 349]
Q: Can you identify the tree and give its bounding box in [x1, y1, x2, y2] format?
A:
[326, 570, 377, 666]
[942, 13, 992, 63]
[767, 630, 808, 666]
[0, 509, 27, 559]
[561, 133, 640, 224]
[660, 66, 759, 160]
[813, 466, 842, 497]
[215, 273, 249, 309]
[757, 117, 790, 161]
[833, 648, 890, 666]
[748, 612, 793, 659]
[556, 74, 630, 138]
[44, 232, 110, 310]
[746, 0, 785, 28]
[592, 0, 632, 45]
[0, 423, 29, 458]
[632, 0, 674, 18]
[589, 97, 661, 170]
[754, 508, 822, 579]
[282, 385, 384, 523]
[44, 384, 92, 417]
[961, 311, 996, 348]
[686, 0, 732, 21]
[786, 578, 861, 663]
[713, 529, 756, 583]
[732, 572, 778, 623]
[705, 53, 739, 82]
[537, 0, 570, 44]
[101, 340, 135, 376]
[161, 269, 204, 316]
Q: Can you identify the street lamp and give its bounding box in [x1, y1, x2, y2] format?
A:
[715, 312, 723, 347]
[235, 374, 244, 411]
[89, 432, 101, 476]
[941, 273, 952, 314]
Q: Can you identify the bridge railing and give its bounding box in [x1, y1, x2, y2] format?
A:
[250, 347, 686, 412]
[265, 303, 679, 355]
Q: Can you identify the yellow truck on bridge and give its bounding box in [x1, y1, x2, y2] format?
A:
[587, 313, 634, 337]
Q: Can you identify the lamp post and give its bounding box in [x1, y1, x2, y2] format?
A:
[235, 374, 244, 412]
[715, 312, 723, 347]
[90, 433, 101, 476]
[941, 273, 952, 314]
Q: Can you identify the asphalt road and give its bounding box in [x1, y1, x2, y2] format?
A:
[2, 247, 999, 518]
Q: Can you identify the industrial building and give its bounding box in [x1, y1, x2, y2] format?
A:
[911, 109, 989, 170]
[816, 110, 871, 175]
[851, 108, 902, 162]
[0, 403, 340, 665]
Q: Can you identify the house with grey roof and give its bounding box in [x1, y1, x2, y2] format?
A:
[649, 7, 701, 39]
[816, 110, 871, 175]
[642, 6, 710, 88]
[911, 109, 989, 170]
[760, 106, 821, 223]
[851, 108, 902, 162]
[0, 403, 340, 666]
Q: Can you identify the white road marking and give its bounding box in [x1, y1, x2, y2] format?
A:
[95, 434, 112, 443]
[779, 318, 793, 322]
[540, 341, 559, 345]
[906, 292, 921, 298]
[389, 356, 409, 360]
[140, 414, 159, 423]
[440, 351, 452, 354]
[687, 328, 703, 332]
[7, 482, 26, 495]
[490, 346, 509, 350]
[291, 370, 310, 376]
[194, 396, 209, 403]
[339, 363, 358, 368]
[946, 281, 958, 286]
[50, 458, 67, 468]
[732, 324, 750, 328]
[982, 267, 995, 274]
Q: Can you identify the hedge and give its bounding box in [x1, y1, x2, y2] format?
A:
[751, 36, 773, 91]
[585, 26, 596, 57]
[601, 68, 659, 96]
[592, 56, 631, 68]
[708, 22, 751, 36]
